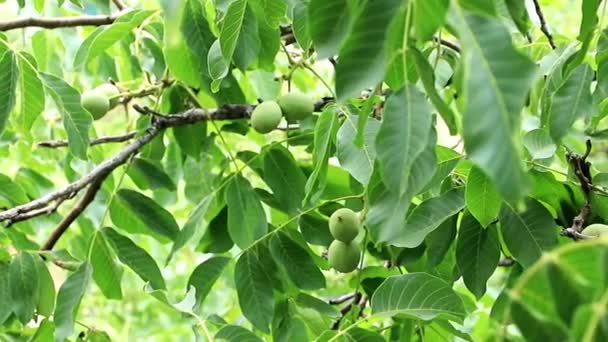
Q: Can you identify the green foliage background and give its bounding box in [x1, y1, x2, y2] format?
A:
[1, 0, 608, 341]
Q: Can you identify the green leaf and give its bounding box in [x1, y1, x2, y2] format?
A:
[17, 53, 44, 132]
[523, 129, 557, 160]
[295, 293, 340, 318]
[298, 213, 333, 247]
[115, 189, 180, 241]
[269, 231, 325, 290]
[0, 262, 11, 324]
[308, 0, 350, 59]
[235, 248, 275, 333]
[9, 252, 39, 324]
[465, 166, 501, 228]
[421, 146, 462, 193]
[170, 192, 215, 261]
[220, 0, 247, 64]
[545, 64, 594, 141]
[292, 2, 311, 50]
[262, 0, 286, 27]
[389, 189, 465, 248]
[54, 263, 91, 342]
[411, 47, 458, 134]
[504, 0, 531, 37]
[128, 158, 176, 191]
[367, 127, 438, 243]
[449, 7, 536, 202]
[304, 108, 340, 205]
[425, 214, 458, 268]
[187, 256, 230, 310]
[73, 10, 156, 67]
[262, 144, 306, 214]
[233, 6, 261, 70]
[101, 227, 166, 290]
[456, 212, 500, 299]
[371, 273, 466, 321]
[208, 39, 229, 91]
[39, 72, 91, 159]
[499, 199, 558, 267]
[215, 325, 263, 342]
[181, 0, 216, 83]
[29, 318, 55, 341]
[335, 0, 400, 100]
[198, 207, 235, 253]
[0, 49, 18, 134]
[89, 231, 123, 300]
[336, 114, 380, 185]
[0, 173, 29, 204]
[413, 0, 449, 42]
[35, 257, 56, 317]
[226, 175, 267, 249]
[375, 86, 433, 195]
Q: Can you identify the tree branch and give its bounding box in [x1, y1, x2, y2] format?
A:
[531, 0, 557, 49]
[41, 178, 104, 251]
[0, 11, 128, 31]
[38, 132, 137, 148]
[1, 98, 334, 226]
[111, 0, 128, 10]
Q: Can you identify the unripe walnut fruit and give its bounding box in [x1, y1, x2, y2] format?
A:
[81, 90, 110, 120]
[582, 224, 608, 237]
[251, 100, 282, 133]
[329, 208, 360, 243]
[277, 92, 314, 121]
[95, 83, 120, 107]
[328, 240, 360, 273]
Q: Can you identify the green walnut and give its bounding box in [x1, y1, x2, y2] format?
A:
[277, 92, 314, 121]
[81, 90, 110, 120]
[328, 240, 361, 273]
[582, 224, 608, 238]
[251, 100, 282, 133]
[95, 83, 120, 107]
[329, 208, 360, 243]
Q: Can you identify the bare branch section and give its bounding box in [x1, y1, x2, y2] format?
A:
[38, 132, 137, 148]
[112, 0, 128, 11]
[0, 11, 127, 31]
[1, 98, 333, 226]
[532, 0, 557, 49]
[41, 177, 104, 250]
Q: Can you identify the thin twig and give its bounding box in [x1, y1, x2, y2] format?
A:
[498, 257, 516, 267]
[532, 0, 557, 49]
[111, 0, 128, 10]
[41, 178, 104, 251]
[433, 37, 461, 53]
[329, 293, 357, 305]
[0, 11, 128, 31]
[38, 132, 137, 148]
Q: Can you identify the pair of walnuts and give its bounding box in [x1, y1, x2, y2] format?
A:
[250, 92, 314, 133]
[328, 208, 362, 273]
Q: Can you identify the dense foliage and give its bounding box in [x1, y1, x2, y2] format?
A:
[1, 0, 608, 341]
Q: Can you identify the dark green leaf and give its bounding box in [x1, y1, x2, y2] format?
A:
[89, 231, 123, 300]
[269, 231, 325, 290]
[102, 227, 166, 290]
[115, 189, 179, 241]
[54, 263, 91, 342]
[499, 199, 558, 267]
[389, 189, 465, 248]
[335, 0, 400, 100]
[235, 248, 275, 333]
[187, 256, 230, 310]
[262, 144, 306, 214]
[413, 0, 449, 42]
[215, 325, 263, 342]
[35, 257, 55, 317]
[449, 7, 536, 202]
[39, 72, 92, 159]
[465, 166, 501, 227]
[226, 175, 267, 249]
[0, 49, 17, 134]
[308, 0, 350, 59]
[17, 53, 44, 132]
[9, 252, 38, 324]
[376, 86, 433, 195]
[128, 158, 176, 191]
[456, 213, 500, 298]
